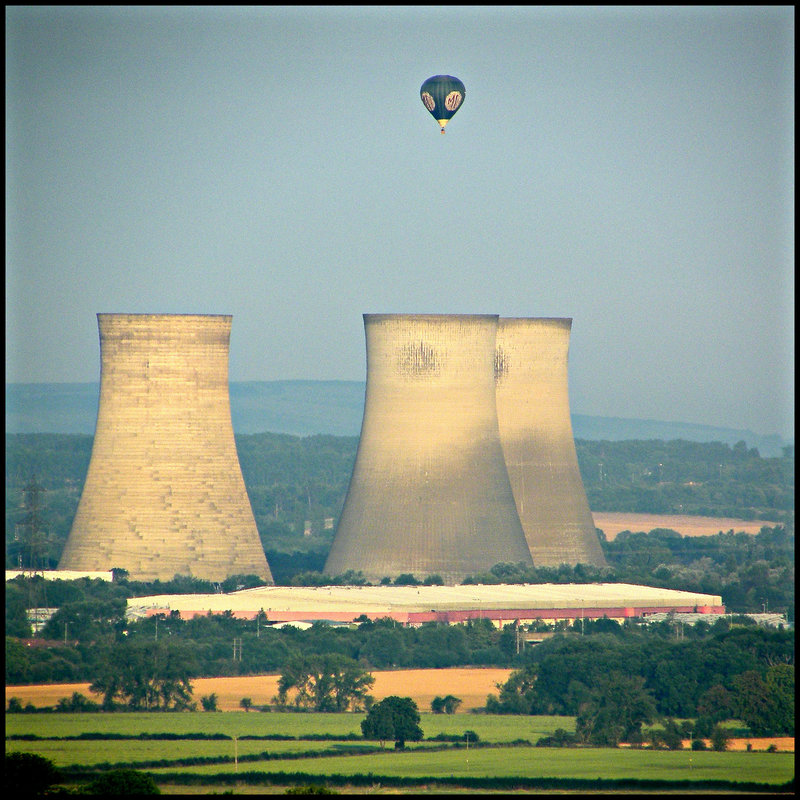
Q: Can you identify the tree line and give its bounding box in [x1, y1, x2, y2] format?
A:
[486, 620, 793, 738]
[577, 438, 794, 523]
[5, 432, 794, 569]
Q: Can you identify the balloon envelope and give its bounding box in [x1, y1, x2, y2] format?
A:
[420, 75, 465, 132]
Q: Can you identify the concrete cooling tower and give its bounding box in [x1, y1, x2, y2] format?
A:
[324, 314, 534, 584]
[495, 317, 606, 567]
[58, 314, 273, 583]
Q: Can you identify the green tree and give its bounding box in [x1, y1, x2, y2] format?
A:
[55, 691, 99, 713]
[5, 637, 31, 685]
[200, 693, 218, 711]
[7, 697, 24, 713]
[485, 664, 538, 714]
[576, 672, 657, 746]
[360, 699, 395, 748]
[651, 718, 684, 750]
[361, 626, 406, 668]
[764, 664, 794, 735]
[732, 670, 772, 736]
[392, 573, 420, 586]
[733, 665, 795, 735]
[240, 697, 253, 712]
[710, 724, 729, 751]
[362, 695, 423, 749]
[697, 683, 735, 723]
[276, 654, 374, 712]
[89, 640, 195, 711]
[5, 752, 62, 795]
[41, 597, 127, 642]
[5, 582, 33, 638]
[433, 694, 462, 714]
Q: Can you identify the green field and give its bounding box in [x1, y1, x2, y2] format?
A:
[5, 712, 793, 794]
[5, 737, 396, 767]
[150, 746, 793, 785]
[5, 711, 569, 743]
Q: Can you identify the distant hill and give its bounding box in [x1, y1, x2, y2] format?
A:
[5, 381, 788, 457]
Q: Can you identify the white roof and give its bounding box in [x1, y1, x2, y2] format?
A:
[6, 569, 114, 582]
[127, 582, 722, 617]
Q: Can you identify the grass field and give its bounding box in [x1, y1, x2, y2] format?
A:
[6, 711, 793, 792]
[6, 737, 382, 767]
[147, 745, 794, 786]
[5, 711, 570, 744]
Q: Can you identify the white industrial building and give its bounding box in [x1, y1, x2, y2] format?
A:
[125, 582, 724, 627]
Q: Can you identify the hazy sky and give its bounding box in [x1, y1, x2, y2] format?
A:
[6, 6, 794, 440]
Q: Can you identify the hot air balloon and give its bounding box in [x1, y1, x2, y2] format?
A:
[420, 75, 465, 134]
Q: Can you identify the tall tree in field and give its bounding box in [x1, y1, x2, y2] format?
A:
[362, 696, 423, 749]
[361, 700, 396, 748]
[431, 694, 462, 714]
[276, 654, 374, 712]
[89, 640, 195, 711]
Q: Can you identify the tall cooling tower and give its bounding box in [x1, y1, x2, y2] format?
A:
[495, 317, 606, 567]
[324, 314, 533, 585]
[58, 313, 273, 583]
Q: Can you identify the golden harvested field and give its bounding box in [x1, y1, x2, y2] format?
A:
[6, 667, 512, 714]
[716, 737, 794, 753]
[591, 512, 773, 541]
[189, 667, 513, 711]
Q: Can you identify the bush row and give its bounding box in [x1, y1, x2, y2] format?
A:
[67, 768, 792, 794]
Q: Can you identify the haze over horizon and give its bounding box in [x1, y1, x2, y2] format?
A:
[5, 6, 794, 441]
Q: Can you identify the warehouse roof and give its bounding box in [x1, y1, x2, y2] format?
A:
[126, 582, 724, 624]
[6, 569, 114, 582]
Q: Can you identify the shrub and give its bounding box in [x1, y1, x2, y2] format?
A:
[55, 691, 100, 712]
[535, 728, 578, 747]
[85, 768, 161, 794]
[5, 752, 62, 795]
[7, 697, 24, 713]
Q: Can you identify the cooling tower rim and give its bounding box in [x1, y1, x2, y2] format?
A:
[97, 313, 232, 320]
[363, 313, 500, 322]
[500, 317, 572, 326]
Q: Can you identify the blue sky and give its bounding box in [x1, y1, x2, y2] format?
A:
[5, 6, 794, 440]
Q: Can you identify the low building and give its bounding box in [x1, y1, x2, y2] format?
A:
[125, 582, 725, 627]
[644, 611, 790, 629]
